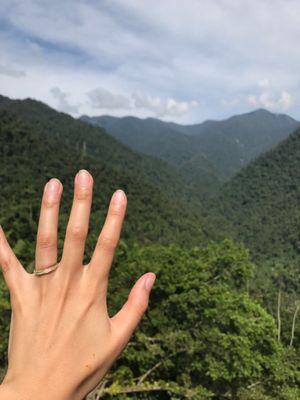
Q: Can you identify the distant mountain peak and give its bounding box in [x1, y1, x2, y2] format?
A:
[250, 108, 272, 114]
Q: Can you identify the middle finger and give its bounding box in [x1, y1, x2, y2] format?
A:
[61, 170, 93, 270]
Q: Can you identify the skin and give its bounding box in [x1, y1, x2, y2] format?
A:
[0, 170, 156, 400]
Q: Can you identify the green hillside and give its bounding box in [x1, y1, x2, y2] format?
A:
[1, 95, 300, 399]
[0, 96, 206, 267]
[208, 127, 300, 263]
[81, 114, 221, 198]
[0, 95, 202, 209]
[81, 110, 300, 197]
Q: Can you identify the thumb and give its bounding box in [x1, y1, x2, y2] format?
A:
[110, 272, 156, 345]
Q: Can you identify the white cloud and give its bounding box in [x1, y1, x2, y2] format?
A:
[86, 87, 199, 117]
[247, 80, 294, 111]
[221, 97, 240, 107]
[0, 64, 26, 78]
[258, 78, 270, 89]
[248, 95, 258, 108]
[132, 92, 199, 117]
[87, 87, 130, 110]
[278, 90, 293, 110]
[51, 87, 80, 114]
[0, 0, 300, 122]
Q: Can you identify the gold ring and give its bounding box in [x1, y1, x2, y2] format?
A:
[33, 262, 59, 276]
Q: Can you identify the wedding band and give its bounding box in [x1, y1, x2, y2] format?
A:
[33, 262, 59, 276]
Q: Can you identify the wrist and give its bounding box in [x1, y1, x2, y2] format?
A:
[0, 381, 73, 400]
[0, 384, 21, 400]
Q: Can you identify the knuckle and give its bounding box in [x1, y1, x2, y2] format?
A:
[98, 235, 118, 253]
[109, 205, 124, 218]
[67, 225, 88, 242]
[1, 254, 12, 274]
[10, 293, 23, 313]
[129, 295, 148, 317]
[42, 197, 59, 208]
[38, 233, 57, 250]
[75, 187, 92, 201]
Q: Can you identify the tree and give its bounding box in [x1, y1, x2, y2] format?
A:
[87, 240, 284, 399]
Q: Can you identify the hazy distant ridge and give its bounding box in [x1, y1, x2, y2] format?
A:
[81, 109, 300, 196]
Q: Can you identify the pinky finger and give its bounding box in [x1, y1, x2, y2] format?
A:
[0, 225, 27, 292]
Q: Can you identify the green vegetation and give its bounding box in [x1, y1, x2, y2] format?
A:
[208, 128, 300, 263]
[82, 109, 300, 198]
[0, 96, 206, 253]
[87, 241, 300, 399]
[1, 95, 300, 399]
[80, 114, 221, 198]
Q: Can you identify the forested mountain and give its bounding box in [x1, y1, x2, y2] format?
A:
[1, 94, 300, 399]
[80, 114, 221, 197]
[207, 126, 300, 263]
[81, 109, 300, 196]
[0, 95, 203, 208]
[0, 95, 206, 258]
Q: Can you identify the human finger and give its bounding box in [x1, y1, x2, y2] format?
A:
[89, 190, 126, 285]
[0, 225, 27, 291]
[35, 178, 62, 270]
[61, 170, 93, 270]
[110, 273, 156, 345]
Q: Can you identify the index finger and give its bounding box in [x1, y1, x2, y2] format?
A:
[89, 190, 127, 284]
[0, 225, 27, 292]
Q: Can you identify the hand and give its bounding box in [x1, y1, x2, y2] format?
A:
[0, 170, 156, 400]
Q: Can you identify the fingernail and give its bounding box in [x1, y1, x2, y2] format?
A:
[77, 170, 91, 187]
[144, 273, 156, 291]
[45, 178, 61, 196]
[112, 189, 126, 204]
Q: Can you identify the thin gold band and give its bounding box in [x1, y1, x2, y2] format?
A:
[33, 262, 59, 276]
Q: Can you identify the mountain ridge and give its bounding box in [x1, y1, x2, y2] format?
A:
[0, 94, 206, 250]
[81, 108, 300, 196]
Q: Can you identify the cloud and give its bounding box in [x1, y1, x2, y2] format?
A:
[1, 0, 300, 122]
[86, 87, 199, 117]
[0, 64, 26, 78]
[278, 91, 293, 110]
[247, 80, 294, 111]
[87, 87, 130, 110]
[132, 92, 199, 117]
[258, 78, 270, 89]
[50, 87, 79, 114]
[221, 97, 240, 107]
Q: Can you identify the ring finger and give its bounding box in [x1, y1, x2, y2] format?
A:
[35, 178, 63, 271]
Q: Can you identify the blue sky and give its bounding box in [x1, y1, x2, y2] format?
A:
[0, 0, 299, 123]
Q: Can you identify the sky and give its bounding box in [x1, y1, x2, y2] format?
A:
[0, 0, 300, 123]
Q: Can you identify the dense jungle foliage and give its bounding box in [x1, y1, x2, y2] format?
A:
[1, 96, 300, 399]
[207, 128, 300, 263]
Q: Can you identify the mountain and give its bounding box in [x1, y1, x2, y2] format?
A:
[0, 95, 205, 207]
[207, 126, 300, 262]
[2, 97, 300, 400]
[81, 114, 221, 197]
[0, 95, 206, 266]
[81, 110, 300, 196]
[181, 109, 300, 178]
[3, 93, 299, 263]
